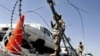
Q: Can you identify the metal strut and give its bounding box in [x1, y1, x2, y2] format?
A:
[47, 0, 79, 56]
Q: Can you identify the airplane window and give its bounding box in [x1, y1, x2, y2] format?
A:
[2, 27, 9, 31]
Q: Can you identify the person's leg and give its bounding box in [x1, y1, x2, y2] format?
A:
[78, 51, 81, 56]
[81, 51, 83, 56]
[50, 36, 60, 56]
[79, 51, 82, 56]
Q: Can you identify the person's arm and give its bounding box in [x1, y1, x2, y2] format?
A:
[51, 21, 54, 28]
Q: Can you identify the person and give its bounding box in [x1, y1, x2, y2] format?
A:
[50, 21, 61, 56]
[50, 18, 65, 56]
[78, 42, 84, 56]
[53, 15, 65, 33]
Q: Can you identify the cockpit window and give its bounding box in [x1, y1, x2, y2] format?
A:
[1, 27, 9, 31]
[44, 27, 51, 37]
[0, 32, 6, 41]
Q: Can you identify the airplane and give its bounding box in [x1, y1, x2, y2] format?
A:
[0, 15, 55, 55]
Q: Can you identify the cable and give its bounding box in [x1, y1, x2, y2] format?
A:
[23, 7, 52, 30]
[65, 0, 90, 55]
[24, 6, 44, 12]
[0, 3, 17, 15]
[23, 6, 45, 13]
[66, 0, 85, 43]
[66, 0, 90, 15]
[0, 4, 12, 13]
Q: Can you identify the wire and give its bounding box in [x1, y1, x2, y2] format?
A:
[0, 4, 12, 13]
[0, 3, 17, 15]
[10, 0, 18, 29]
[66, 0, 90, 15]
[66, 0, 85, 43]
[24, 6, 44, 12]
[24, 6, 45, 13]
[23, 7, 52, 30]
[65, 1, 94, 55]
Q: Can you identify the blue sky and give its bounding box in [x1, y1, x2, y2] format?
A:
[0, 0, 100, 56]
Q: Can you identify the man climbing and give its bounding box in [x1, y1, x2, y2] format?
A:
[50, 17, 65, 56]
[58, 18, 65, 33]
[50, 21, 61, 56]
[53, 15, 65, 33]
[78, 42, 84, 56]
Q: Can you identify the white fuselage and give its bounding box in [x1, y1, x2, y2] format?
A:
[0, 23, 55, 54]
[24, 24, 54, 49]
